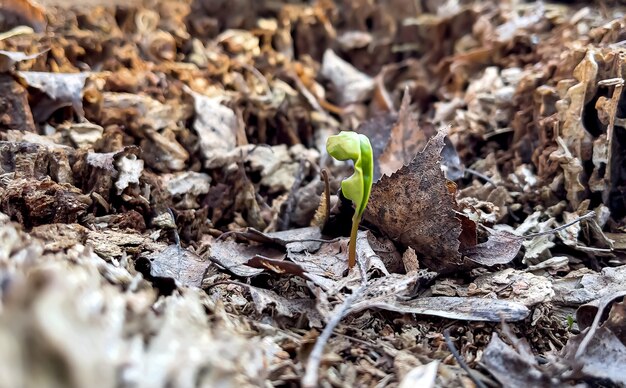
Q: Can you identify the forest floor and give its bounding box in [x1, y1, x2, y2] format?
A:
[1, 0, 626, 387]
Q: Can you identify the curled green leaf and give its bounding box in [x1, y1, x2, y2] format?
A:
[326, 131, 374, 268]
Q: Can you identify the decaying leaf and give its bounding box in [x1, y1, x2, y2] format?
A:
[209, 239, 282, 277]
[16, 71, 92, 120]
[320, 49, 374, 105]
[463, 228, 524, 266]
[352, 295, 529, 322]
[366, 130, 465, 273]
[186, 87, 239, 168]
[378, 90, 427, 177]
[483, 333, 555, 387]
[138, 244, 210, 288]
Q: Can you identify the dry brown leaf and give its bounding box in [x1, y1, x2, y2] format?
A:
[320, 49, 374, 105]
[138, 244, 210, 288]
[209, 239, 283, 277]
[366, 130, 465, 273]
[378, 90, 427, 177]
[462, 228, 524, 266]
[483, 333, 553, 388]
[0, 0, 46, 32]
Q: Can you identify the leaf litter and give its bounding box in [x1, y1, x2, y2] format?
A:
[1, 0, 626, 387]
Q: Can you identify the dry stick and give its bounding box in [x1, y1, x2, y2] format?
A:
[443, 328, 488, 388]
[465, 167, 498, 186]
[302, 256, 368, 388]
[523, 211, 596, 239]
[321, 169, 331, 225]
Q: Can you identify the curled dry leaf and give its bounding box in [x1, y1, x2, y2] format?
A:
[209, 239, 283, 277]
[186, 87, 239, 168]
[0, 0, 47, 32]
[16, 71, 92, 121]
[0, 49, 46, 72]
[366, 130, 466, 273]
[561, 292, 626, 386]
[320, 49, 374, 105]
[462, 227, 524, 266]
[138, 244, 210, 288]
[483, 333, 554, 388]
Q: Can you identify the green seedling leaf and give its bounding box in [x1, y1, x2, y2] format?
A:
[326, 131, 374, 268]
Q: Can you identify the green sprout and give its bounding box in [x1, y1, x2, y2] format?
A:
[326, 131, 374, 268]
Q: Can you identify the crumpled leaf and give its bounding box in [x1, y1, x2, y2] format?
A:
[398, 360, 439, 388]
[164, 171, 211, 209]
[287, 231, 389, 290]
[138, 244, 210, 288]
[462, 228, 524, 266]
[320, 49, 374, 105]
[238, 284, 323, 327]
[114, 152, 143, 195]
[209, 239, 283, 277]
[553, 265, 626, 305]
[469, 268, 555, 306]
[366, 130, 465, 273]
[186, 87, 239, 168]
[0, 49, 46, 72]
[16, 71, 92, 121]
[483, 333, 554, 388]
[561, 292, 626, 386]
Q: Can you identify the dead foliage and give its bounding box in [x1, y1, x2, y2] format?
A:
[0, 0, 626, 387]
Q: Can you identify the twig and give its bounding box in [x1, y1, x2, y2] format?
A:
[524, 211, 595, 239]
[279, 158, 307, 230]
[321, 169, 331, 225]
[302, 254, 368, 387]
[167, 208, 180, 247]
[465, 168, 497, 186]
[443, 328, 488, 388]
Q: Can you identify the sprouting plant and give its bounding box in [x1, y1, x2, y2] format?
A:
[566, 315, 575, 331]
[326, 131, 374, 268]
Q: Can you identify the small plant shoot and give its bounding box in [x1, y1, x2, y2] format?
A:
[326, 131, 374, 268]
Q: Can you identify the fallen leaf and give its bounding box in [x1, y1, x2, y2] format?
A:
[462, 227, 523, 266]
[378, 90, 427, 177]
[0, 0, 46, 32]
[16, 71, 92, 121]
[0, 49, 46, 72]
[398, 360, 439, 388]
[185, 87, 239, 168]
[483, 333, 553, 388]
[561, 293, 626, 386]
[553, 266, 626, 305]
[209, 239, 283, 277]
[366, 130, 465, 273]
[320, 49, 374, 105]
[139, 244, 210, 288]
[352, 295, 529, 322]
